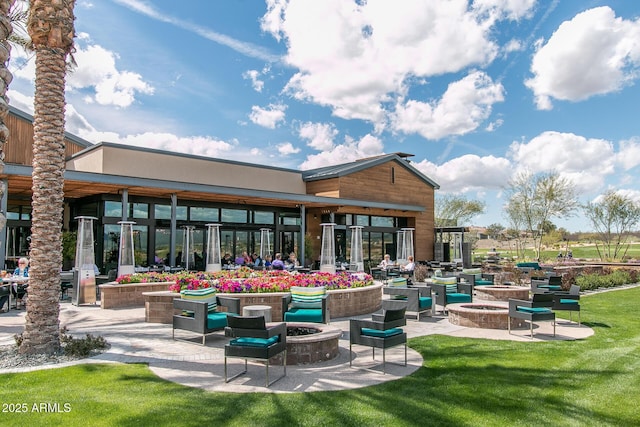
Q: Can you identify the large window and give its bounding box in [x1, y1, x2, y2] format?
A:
[130, 203, 149, 219]
[104, 201, 122, 218]
[221, 208, 247, 223]
[190, 207, 218, 222]
[254, 211, 274, 224]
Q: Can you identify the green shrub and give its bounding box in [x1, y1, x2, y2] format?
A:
[60, 327, 109, 357]
[576, 269, 634, 291]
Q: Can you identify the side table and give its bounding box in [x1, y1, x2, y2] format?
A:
[242, 304, 272, 322]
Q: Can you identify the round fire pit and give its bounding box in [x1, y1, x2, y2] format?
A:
[475, 285, 530, 302]
[273, 323, 342, 365]
[447, 303, 525, 329]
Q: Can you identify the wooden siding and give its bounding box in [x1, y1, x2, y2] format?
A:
[4, 112, 88, 166]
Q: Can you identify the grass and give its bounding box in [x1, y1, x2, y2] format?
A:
[475, 243, 640, 262]
[2, 287, 640, 426]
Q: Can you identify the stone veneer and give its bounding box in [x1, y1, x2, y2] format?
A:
[272, 323, 343, 365]
[448, 303, 526, 329]
[100, 282, 174, 309]
[475, 285, 530, 302]
[138, 282, 384, 324]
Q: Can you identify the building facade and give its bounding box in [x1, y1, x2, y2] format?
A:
[1, 107, 439, 273]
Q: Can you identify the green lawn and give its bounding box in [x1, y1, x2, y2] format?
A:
[2, 287, 640, 426]
[475, 243, 640, 262]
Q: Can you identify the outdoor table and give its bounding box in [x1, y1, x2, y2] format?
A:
[242, 304, 272, 322]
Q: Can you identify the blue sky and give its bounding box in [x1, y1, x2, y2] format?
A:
[7, 0, 640, 232]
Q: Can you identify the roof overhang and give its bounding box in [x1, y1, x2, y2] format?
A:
[2, 164, 425, 212]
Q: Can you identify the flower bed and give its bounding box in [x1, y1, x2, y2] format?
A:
[116, 267, 374, 293]
[108, 269, 382, 320]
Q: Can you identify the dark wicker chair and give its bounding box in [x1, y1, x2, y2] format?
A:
[432, 282, 473, 314]
[552, 284, 581, 325]
[508, 293, 556, 339]
[349, 307, 407, 374]
[0, 284, 10, 312]
[224, 315, 287, 387]
[282, 286, 329, 323]
[172, 296, 240, 345]
[382, 285, 433, 320]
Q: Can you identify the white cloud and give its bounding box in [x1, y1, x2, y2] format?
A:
[262, 0, 519, 132]
[67, 44, 155, 107]
[299, 133, 383, 169]
[276, 142, 300, 155]
[412, 154, 512, 193]
[508, 131, 616, 192]
[391, 71, 504, 140]
[617, 137, 640, 171]
[525, 6, 640, 110]
[248, 103, 287, 129]
[114, 0, 279, 62]
[472, 0, 536, 21]
[242, 70, 264, 92]
[298, 122, 338, 151]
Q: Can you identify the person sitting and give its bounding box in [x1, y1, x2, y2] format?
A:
[221, 253, 233, 266]
[234, 254, 245, 265]
[11, 257, 29, 307]
[401, 256, 415, 272]
[252, 253, 263, 267]
[264, 254, 273, 269]
[378, 254, 394, 270]
[242, 251, 252, 265]
[271, 253, 285, 270]
[286, 252, 300, 269]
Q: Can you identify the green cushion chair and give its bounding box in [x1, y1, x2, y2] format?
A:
[224, 315, 287, 387]
[350, 307, 407, 374]
[172, 293, 240, 345]
[508, 293, 556, 339]
[282, 286, 329, 323]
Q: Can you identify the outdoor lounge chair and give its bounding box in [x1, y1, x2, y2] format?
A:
[383, 285, 433, 320]
[432, 278, 472, 314]
[224, 315, 287, 387]
[282, 286, 329, 323]
[172, 294, 241, 345]
[350, 307, 407, 374]
[459, 271, 494, 288]
[531, 277, 562, 293]
[508, 293, 556, 339]
[552, 284, 581, 325]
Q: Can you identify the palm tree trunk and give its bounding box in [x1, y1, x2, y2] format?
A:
[20, 0, 75, 355]
[19, 48, 66, 354]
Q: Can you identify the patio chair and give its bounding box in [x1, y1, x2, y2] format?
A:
[349, 307, 407, 374]
[224, 315, 287, 387]
[432, 277, 472, 314]
[531, 277, 562, 293]
[459, 271, 494, 288]
[383, 285, 433, 320]
[0, 284, 10, 312]
[508, 293, 556, 339]
[172, 292, 241, 345]
[552, 284, 581, 325]
[282, 286, 329, 323]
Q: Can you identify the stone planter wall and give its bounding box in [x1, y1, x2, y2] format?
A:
[100, 282, 174, 309]
[137, 282, 384, 324]
[143, 291, 180, 323]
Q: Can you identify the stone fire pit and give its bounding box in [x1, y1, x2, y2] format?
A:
[272, 322, 342, 365]
[447, 303, 525, 329]
[475, 285, 530, 302]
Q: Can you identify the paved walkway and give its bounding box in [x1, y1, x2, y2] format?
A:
[0, 300, 593, 394]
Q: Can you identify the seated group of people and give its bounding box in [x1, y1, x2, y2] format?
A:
[378, 254, 415, 272]
[222, 251, 301, 270]
[0, 257, 30, 312]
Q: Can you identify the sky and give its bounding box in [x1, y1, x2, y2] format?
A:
[7, 0, 640, 232]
